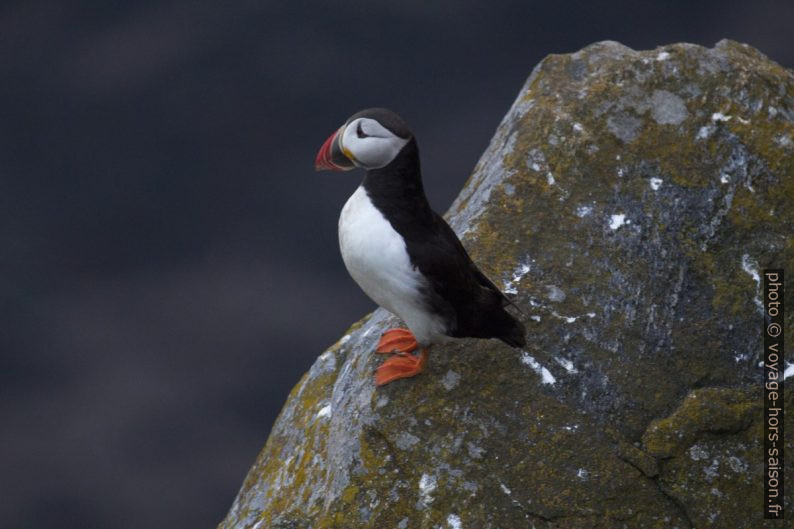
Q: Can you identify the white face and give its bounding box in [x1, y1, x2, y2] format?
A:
[339, 117, 409, 169]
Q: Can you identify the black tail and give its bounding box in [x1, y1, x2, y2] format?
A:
[497, 309, 526, 348]
[498, 314, 527, 348]
[453, 289, 527, 346]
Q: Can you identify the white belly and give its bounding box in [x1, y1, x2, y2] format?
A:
[338, 186, 446, 344]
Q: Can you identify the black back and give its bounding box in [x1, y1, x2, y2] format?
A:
[362, 136, 526, 348]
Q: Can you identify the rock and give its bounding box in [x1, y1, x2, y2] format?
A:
[640, 386, 788, 528]
[219, 40, 793, 529]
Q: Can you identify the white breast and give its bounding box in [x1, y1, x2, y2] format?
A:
[338, 186, 446, 344]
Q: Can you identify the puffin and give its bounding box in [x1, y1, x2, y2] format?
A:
[315, 108, 525, 386]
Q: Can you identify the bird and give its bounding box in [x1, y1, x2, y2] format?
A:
[315, 108, 525, 386]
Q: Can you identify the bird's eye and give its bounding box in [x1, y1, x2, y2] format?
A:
[356, 122, 367, 138]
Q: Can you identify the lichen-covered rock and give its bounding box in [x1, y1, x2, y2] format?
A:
[642, 386, 791, 527]
[220, 40, 793, 529]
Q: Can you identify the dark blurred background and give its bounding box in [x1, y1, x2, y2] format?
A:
[1, 1, 791, 527]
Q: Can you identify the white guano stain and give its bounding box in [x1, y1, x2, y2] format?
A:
[527, 148, 546, 173]
[447, 514, 463, 529]
[576, 204, 593, 218]
[609, 213, 627, 230]
[316, 404, 332, 419]
[656, 51, 670, 61]
[741, 254, 763, 311]
[712, 112, 731, 122]
[741, 254, 760, 285]
[503, 260, 531, 295]
[554, 356, 577, 373]
[549, 310, 595, 324]
[520, 352, 556, 384]
[418, 473, 437, 506]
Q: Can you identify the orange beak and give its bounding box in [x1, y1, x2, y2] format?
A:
[314, 125, 355, 171]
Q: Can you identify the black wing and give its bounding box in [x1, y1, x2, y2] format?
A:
[403, 212, 525, 345]
[434, 214, 520, 309]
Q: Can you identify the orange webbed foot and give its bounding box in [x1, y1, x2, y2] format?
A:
[375, 348, 429, 386]
[376, 328, 418, 354]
